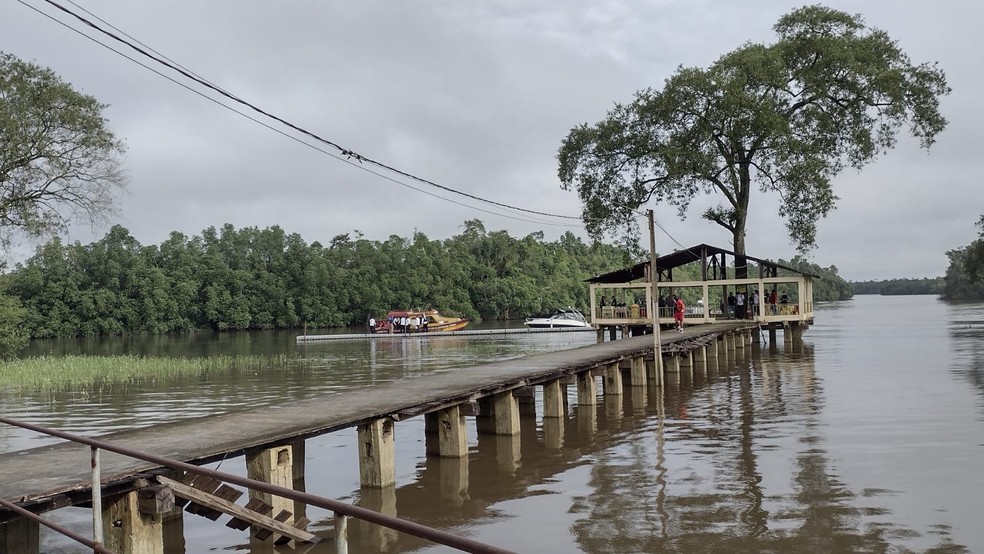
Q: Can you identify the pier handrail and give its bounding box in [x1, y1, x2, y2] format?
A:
[0, 416, 514, 554]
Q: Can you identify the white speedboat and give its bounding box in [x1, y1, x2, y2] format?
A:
[524, 308, 592, 329]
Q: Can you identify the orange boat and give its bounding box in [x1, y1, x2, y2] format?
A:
[374, 309, 470, 333]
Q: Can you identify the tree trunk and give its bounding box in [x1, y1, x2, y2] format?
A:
[733, 224, 748, 280]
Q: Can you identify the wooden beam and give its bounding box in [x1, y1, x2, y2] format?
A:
[156, 476, 318, 544]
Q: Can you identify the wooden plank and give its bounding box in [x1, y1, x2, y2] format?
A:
[226, 498, 272, 531]
[254, 509, 292, 542]
[157, 475, 317, 544]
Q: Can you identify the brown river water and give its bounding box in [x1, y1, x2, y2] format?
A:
[2, 295, 983, 553]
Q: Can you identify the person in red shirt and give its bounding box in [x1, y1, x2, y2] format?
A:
[673, 295, 686, 333]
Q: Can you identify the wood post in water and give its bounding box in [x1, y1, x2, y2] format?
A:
[0, 517, 39, 554]
[663, 355, 680, 374]
[577, 371, 598, 406]
[543, 379, 565, 419]
[630, 356, 647, 387]
[357, 419, 396, 488]
[102, 490, 164, 554]
[596, 328, 605, 343]
[603, 362, 622, 396]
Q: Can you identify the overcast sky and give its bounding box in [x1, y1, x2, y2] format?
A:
[2, 1, 980, 281]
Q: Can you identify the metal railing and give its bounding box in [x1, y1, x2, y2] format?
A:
[0, 416, 514, 554]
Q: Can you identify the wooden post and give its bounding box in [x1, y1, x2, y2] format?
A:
[493, 391, 520, 436]
[596, 327, 605, 343]
[543, 379, 565, 419]
[577, 371, 597, 406]
[357, 419, 396, 488]
[630, 356, 647, 387]
[603, 362, 622, 396]
[735, 331, 746, 349]
[663, 355, 680, 374]
[0, 518, 39, 554]
[608, 326, 616, 341]
[246, 445, 294, 525]
[102, 491, 164, 554]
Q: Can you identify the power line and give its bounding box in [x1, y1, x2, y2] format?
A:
[14, 0, 579, 229]
[33, 0, 585, 222]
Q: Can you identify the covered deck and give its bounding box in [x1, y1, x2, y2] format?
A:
[587, 244, 815, 332]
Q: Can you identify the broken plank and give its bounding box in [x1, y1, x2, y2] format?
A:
[157, 475, 318, 544]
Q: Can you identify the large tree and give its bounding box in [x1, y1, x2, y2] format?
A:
[558, 5, 949, 268]
[0, 52, 126, 254]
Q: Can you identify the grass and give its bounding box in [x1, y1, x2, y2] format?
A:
[0, 354, 294, 393]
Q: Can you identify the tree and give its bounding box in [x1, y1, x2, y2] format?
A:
[0, 52, 126, 254]
[558, 5, 949, 272]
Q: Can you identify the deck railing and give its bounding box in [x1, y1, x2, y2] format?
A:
[0, 416, 513, 554]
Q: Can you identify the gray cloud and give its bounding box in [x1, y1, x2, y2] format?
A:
[1, 0, 978, 281]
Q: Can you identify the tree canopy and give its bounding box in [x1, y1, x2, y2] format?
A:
[558, 5, 949, 260]
[942, 215, 984, 301]
[1, 221, 634, 338]
[0, 52, 126, 253]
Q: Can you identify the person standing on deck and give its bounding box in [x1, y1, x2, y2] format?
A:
[368, 317, 376, 334]
[673, 295, 686, 333]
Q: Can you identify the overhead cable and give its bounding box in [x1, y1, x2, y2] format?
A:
[35, 0, 584, 222]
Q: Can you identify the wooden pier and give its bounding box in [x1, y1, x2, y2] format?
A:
[0, 321, 769, 552]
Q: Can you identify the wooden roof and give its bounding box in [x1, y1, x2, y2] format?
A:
[585, 243, 815, 284]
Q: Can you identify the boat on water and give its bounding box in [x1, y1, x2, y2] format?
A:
[524, 308, 592, 329]
[375, 309, 470, 333]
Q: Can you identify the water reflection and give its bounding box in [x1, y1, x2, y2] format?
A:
[11, 298, 984, 552]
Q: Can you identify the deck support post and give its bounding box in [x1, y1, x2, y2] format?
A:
[0, 518, 39, 554]
[694, 345, 706, 363]
[543, 379, 565, 418]
[102, 490, 164, 554]
[609, 326, 617, 341]
[735, 331, 746, 349]
[680, 351, 693, 367]
[725, 333, 736, 352]
[577, 371, 598, 406]
[357, 419, 396, 488]
[630, 356, 647, 387]
[596, 328, 605, 343]
[429, 405, 468, 458]
[706, 339, 718, 359]
[246, 445, 295, 523]
[603, 362, 622, 396]
[493, 391, 521, 436]
[662, 355, 680, 374]
[645, 357, 658, 380]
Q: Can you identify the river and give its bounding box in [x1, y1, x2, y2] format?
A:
[2, 295, 983, 553]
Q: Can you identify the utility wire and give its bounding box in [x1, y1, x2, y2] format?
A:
[36, 0, 584, 222]
[15, 0, 578, 228]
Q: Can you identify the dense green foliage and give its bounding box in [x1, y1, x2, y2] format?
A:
[851, 278, 943, 296]
[942, 215, 984, 301]
[0, 291, 28, 358]
[776, 257, 853, 301]
[0, 52, 126, 255]
[2, 220, 634, 338]
[557, 6, 948, 258]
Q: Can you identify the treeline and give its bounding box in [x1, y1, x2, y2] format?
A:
[0, 220, 635, 338]
[942, 216, 984, 301]
[851, 278, 944, 296]
[776, 256, 854, 301]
